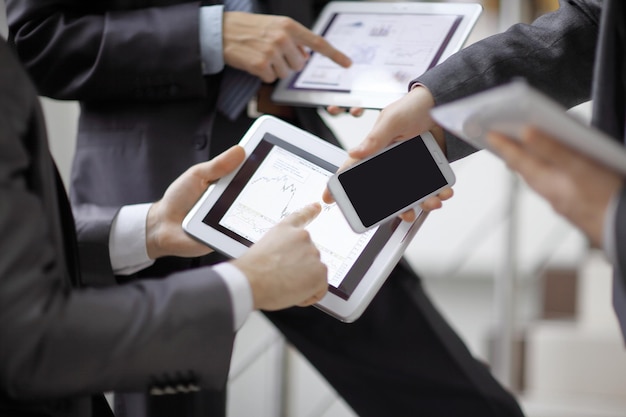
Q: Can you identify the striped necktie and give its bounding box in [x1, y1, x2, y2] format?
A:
[216, 0, 263, 120]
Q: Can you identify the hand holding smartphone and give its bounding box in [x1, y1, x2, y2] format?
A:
[327, 132, 455, 233]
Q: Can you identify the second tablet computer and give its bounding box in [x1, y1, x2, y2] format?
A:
[272, 1, 482, 109]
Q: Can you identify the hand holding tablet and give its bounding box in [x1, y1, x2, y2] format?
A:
[183, 116, 427, 322]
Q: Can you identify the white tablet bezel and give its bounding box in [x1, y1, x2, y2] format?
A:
[271, 1, 483, 109]
[183, 115, 427, 322]
[430, 80, 626, 176]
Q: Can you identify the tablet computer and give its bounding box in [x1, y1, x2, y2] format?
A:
[430, 80, 626, 175]
[271, 1, 482, 109]
[183, 115, 427, 322]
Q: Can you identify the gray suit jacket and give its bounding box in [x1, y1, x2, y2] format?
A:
[0, 39, 235, 416]
[416, 0, 626, 340]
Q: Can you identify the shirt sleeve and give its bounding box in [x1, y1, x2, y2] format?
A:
[212, 262, 254, 331]
[108, 204, 253, 330]
[109, 203, 155, 275]
[199, 5, 225, 75]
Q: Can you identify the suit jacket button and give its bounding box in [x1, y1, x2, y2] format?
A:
[193, 134, 208, 150]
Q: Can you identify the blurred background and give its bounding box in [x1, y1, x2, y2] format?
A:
[2, 1, 625, 416]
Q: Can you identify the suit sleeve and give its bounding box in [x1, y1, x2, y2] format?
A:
[72, 203, 122, 287]
[0, 45, 235, 399]
[416, 0, 602, 161]
[5, 0, 214, 101]
[614, 189, 626, 290]
[0, 159, 235, 400]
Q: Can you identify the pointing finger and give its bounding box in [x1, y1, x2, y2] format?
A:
[294, 26, 352, 68]
[284, 202, 322, 228]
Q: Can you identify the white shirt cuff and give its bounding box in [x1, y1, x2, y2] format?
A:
[199, 5, 225, 75]
[212, 262, 253, 331]
[603, 191, 620, 265]
[109, 203, 155, 275]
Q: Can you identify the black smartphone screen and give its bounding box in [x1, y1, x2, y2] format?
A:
[336, 137, 449, 228]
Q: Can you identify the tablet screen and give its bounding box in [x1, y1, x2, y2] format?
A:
[287, 12, 462, 96]
[202, 133, 400, 300]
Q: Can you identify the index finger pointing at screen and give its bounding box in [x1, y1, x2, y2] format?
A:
[284, 202, 323, 228]
[295, 28, 352, 68]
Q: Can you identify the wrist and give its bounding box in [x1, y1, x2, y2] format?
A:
[229, 259, 265, 310]
[408, 84, 445, 154]
[410, 83, 436, 120]
[145, 202, 163, 260]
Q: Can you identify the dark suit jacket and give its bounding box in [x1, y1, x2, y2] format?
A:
[0, 39, 236, 417]
[416, 0, 626, 340]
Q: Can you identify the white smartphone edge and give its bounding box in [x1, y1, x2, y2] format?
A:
[328, 132, 455, 234]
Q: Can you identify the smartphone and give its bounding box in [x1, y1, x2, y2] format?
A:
[327, 132, 455, 233]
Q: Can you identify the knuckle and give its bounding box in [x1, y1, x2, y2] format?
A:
[261, 73, 277, 83]
[276, 16, 295, 30]
[272, 31, 290, 47]
[259, 42, 274, 56]
[187, 164, 203, 177]
[252, 53, 270, 69]
[297, 229, 312, 242]
[308, 36, 325, 51]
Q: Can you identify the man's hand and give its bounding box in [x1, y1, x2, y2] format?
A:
[146, 146, 246, 259]
[322, 86, 453, 219]
[349, 85, 440, 161]
[322, 87, 440, 206]
[231, 203, 328, 311]
[487, 127, 624, 247]
[222, 12, 351, 82]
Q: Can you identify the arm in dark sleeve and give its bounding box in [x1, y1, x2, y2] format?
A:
[416, 0, 602, 161]
[73, 203, 119, 287]
[5, 0, 213, 101]
[0, 44, 235, 398]
[611, 189, 626, 341]
[418, 0, 601, 107]
[614, 189, 626, 291]
[0, 136, 235, 401]
[0, 206, 235, 399]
